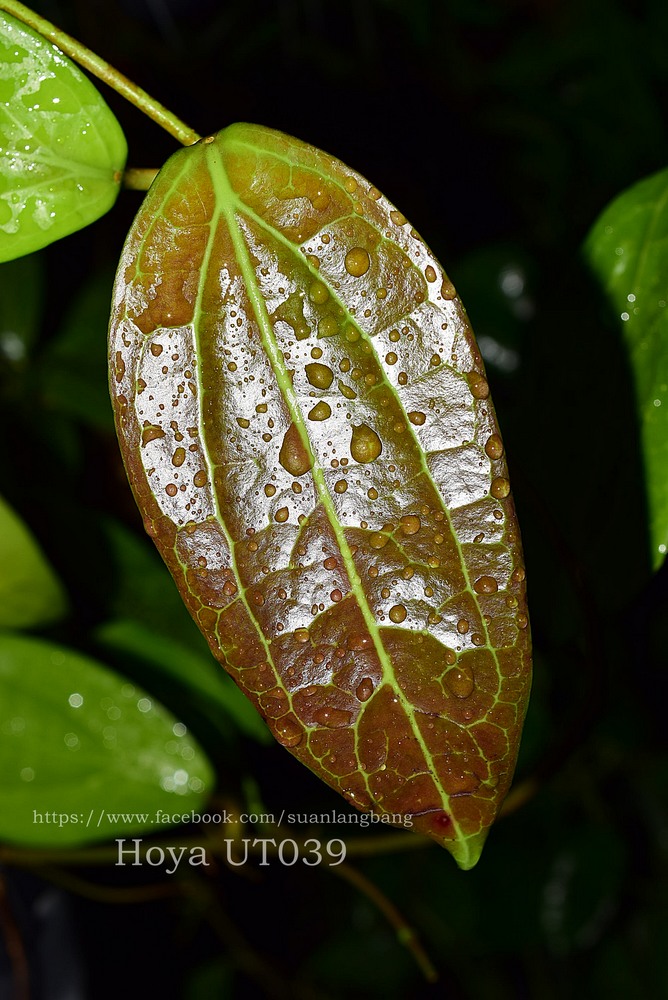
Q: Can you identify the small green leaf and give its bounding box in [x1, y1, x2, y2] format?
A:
[0, 631, 215, 846]
[0, 12, 127, 262]
[0, 493, 67, 628]
[585, 168, 668, 569]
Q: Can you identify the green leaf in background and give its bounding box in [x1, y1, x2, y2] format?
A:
[0, 631, 215, 846]
[0, 492, 67, 628]
[0, 252, 43, 364]
[0, 11, 127, 262]
[101, 516, 222, 648]
[585, 168, 668, 570]
[38, 266, 115, 429]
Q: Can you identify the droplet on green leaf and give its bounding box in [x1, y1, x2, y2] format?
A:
[0, 632, 214, 846]
[585, 167, 668, 569]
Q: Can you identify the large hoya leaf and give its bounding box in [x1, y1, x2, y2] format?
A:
[585, 168, 668, 570]
[0, 631, 214, 846]
[109, 124, 532, 870]
[0, 11, 127, 262]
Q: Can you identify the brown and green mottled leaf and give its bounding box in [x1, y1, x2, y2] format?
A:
[108, 124, 531, 870]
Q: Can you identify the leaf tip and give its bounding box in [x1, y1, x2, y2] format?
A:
[449, 830, 488, 871]
[413, 808, 490, 870]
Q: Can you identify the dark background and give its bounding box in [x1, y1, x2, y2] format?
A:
[2, 0, 668, 997]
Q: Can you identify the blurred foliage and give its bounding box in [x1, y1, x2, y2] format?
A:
[0, 0, 667, 997]
[0, 8, 127, 260]
[0, 492, 67, 628]
[585, 167, 668, 570]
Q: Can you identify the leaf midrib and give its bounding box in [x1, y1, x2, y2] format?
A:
[204, 140, 458, 829]
[225, 137, 505, 670]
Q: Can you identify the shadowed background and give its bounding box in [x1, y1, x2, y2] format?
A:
[1, 0, 667, 997]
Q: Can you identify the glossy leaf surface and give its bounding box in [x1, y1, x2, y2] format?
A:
[109, 124, 531, 869]
[585, 168, 668, 569]
[0, 631, 214, 846]
[0, 492, 67, 628]
[0, 11, 126, 262]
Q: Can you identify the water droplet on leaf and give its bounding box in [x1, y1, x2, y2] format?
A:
[485, 434, 504, 459]
[305, 362, 334, 389]
[351, 424, 382, 463]
[141, 425, 164, 445]
[490, 476, 510, 499]
[356, 678, 374, 702]
[314, 706, 353, 728]
[400, 514, 421, 535]
[279, 423, 312, 476]
[308, 401, 332, 421]
[389, 604, 407, 623]
[468, 373, 489, 399]
[445, 664, 475, 698]
[345, 247, 371, 277]
[309, 281, 329, 304]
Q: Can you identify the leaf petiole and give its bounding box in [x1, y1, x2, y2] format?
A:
[123, 168, 160, 191]
[0, 0, 201, 146]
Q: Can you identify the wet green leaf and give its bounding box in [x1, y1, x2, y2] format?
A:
[0, 11, 127, 262]
[0, 492, 67, 628]
[585, 167, 668, 569]
[109, 124, 532, 869]
[0, 631, 215, 846]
